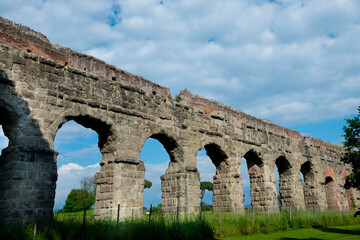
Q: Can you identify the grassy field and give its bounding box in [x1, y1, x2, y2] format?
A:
[0, 209, 359, 239]
[204, 209, 359, 238]
[221, 224, 360, 240]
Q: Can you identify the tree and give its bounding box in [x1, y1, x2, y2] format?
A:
[62, 176, 96, 212]
[200, 181, 213, 200]
[342, 106, 360, 190]
[144, 179, 152, 189]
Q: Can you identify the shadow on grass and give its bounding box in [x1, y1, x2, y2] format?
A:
[0, 217, 215, 240]
[279, 238, 322, 240]
[320, 226, 360, 235]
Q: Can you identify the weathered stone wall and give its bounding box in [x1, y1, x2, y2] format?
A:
[0, 17, 357, 224]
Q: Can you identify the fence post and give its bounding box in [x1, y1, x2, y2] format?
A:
[219, 208, 222, 226]
[252, 207, 255, 226]
[148, 204, 152, 228]
[176, 206, 179, 224]
[236, 206, 238, 224]
[279, 207, 281, 221]
[318, 208, 320, 222]
[33, 211, 38, 240]
[289, 207, 291, 221]
[82, 208, 87, 240]
[116, 204, 120, 232]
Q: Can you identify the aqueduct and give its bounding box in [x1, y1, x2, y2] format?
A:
[0, 17, 358, 224]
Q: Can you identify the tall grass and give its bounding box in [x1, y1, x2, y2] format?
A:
[0, 211, 213, 240]
[0, 209, 358, 239]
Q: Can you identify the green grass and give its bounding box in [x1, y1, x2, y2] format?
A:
[0, 209, 359, 239]
[0, 210, 213, 240]
[220, 224, 360, 240]
[203, 209, 360, 238]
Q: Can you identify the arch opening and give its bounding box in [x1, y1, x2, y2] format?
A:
[140, 137, 171, 211]
[243, 150, 264, 210]
[53, 120, 103, 212]
[149, 133, 178, 163]
[300, 161, 314, 209]
[197, 148, 216, 210]
[275, 156, 292, 208]
[0, 125, 9, 156]
[240, 157, 251, 209]
[324, 166, 341, 210]
[61, 116, 112, 151]
[0, 105, 18, 148]
[197, 143, 228, 211]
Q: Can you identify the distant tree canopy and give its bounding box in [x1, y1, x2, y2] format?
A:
[144, 179, 152, 189]
[200, 181, 213, 200]
[62, 176, 96, 213]
[342, 106, 360, 190]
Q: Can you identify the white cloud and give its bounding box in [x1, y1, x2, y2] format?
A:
[54, 120, 97, 144]
[144, 161, 168, 186]
[54, 121, 102, 166]
[58, 144, 100, 162]
[1, 0, 358, 128]
[197, 155, 216, 182]
[55, 163, 100, 210]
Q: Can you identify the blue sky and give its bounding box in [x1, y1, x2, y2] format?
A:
[0, 0, 359, 209]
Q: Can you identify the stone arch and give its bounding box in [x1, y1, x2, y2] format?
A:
[48, 107, 116, 153]
[49, 108, 120, 220]
[198, 142, 228, 171]
[140, 130, 182, 163]
[324, 166, 341, 210]
[242, 149, 265, 211]
[341, 170, 357, 209]
[137, 128, 186, 214]
[140, 131, 182, 209]
[196, 142, 229, 211]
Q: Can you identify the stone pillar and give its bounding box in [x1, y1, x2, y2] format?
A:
[161, 162, 200, 215]
[276, 157, 306, 211]
[0, 145, 57, 224]
[245, 156, 276, 212]
[212, 160, 244, 213]
[300, 160, 325, 210]
[94, 155, 145, 220]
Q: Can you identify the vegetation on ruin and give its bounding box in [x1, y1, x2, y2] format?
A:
[0, 209, 359, 240]
[342, 106, 360, 190]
